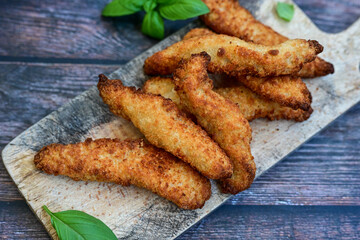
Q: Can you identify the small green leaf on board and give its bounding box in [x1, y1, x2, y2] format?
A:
[276, 2, 295, 22]
[43, 205, 117, 240]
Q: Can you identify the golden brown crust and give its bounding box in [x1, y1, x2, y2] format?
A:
[143, 77, 312, 122]
[173, 52, 256, 194]
[215, 86, 313, 122]
[143, 76, 183, 111]
[183, 28, 215, 40]
[201, 0, 287, 45]
[97, 74, 233, 180]
[144, 34, 322, 77]
[234, 74, 312, 111]
[200, 0, 334, 78]
[182, 28, 313, 111]
[34, 138, 211, 209]
[297, 57, 334, 78]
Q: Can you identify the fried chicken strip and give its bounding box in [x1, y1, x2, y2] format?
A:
[183, 28, 312, 111]
[143, 77, 186, 113]
[34, 138, 211, 209]
[215, 85, 313, 121]
[173, 52, 256, 194]
[200, 0, 334, 78]
[235, 74, 312, 111]
[97, 74, 233, 179]
[183, 28, 215, 40]
[144, 34, 323, 77]
[143, 77, 312, 122]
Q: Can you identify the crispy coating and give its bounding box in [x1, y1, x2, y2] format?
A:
[34, 138, 211, 209]
[173, 52, 256, 194]
[200, 0, 334, 78]
[297, 57, 334, 78]
[215, 86, 313, 122]
[183, 28, 215, 40]
[97, 74, 233, 180]
[183, 28, 312, 111]
[235, 74, 312, 111]
[143, 76, 183, 112]
[144, 34, 323, 77]
[143, 77, 312, 122]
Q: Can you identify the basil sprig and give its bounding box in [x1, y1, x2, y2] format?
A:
[43, 205, 117, 240]
[276, 2, 295, 22]
[142, 10, 165, 39]
[102, 0, 210, 39]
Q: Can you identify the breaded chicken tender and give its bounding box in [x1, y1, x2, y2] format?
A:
[143, 77, 183, 112]
[215, 86, 313, 122]
[143, 77, 312, 122]
[235, 75, 312, 111]
[183, 28, 215, 40]
[97, 74, 233, 180]
[144, 34, 323, 77]
[173, 52, 256, 194]
[183, 28, 312, 111]
[34, 138, 211, 209]
[200, 0, 334, 78]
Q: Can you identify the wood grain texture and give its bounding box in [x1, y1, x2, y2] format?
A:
[179, 205, 360, 239]
[0, 0, 359, 239]
[0, 0, 358, 62]
[295, 0, 360, 33]
[0, 63, 117, 145]
[0, 0, 192, 62]
[2, 202, 359, 240]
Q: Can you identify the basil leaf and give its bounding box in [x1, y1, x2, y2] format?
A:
[143, 0, 157, 13]
[276, 2, 294, 22]
[142, 10, 164, 39]
[102, 0, 146, 17]
[43, 205, 117, 240]
[157, 0, 177, 4]
[123, 0, 148, 12]
[158, 0, 209, 21]
[102, 0, 136, 17]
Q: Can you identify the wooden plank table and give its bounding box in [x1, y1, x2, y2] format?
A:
[0, 0, 359, 239]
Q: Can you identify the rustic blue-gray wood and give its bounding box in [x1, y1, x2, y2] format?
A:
[0, 0, 359, 239]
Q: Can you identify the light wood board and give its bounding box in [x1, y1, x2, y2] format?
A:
[2, 0, 359, 239]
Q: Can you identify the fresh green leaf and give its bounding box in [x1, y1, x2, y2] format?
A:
[102, 0, 147, 17]
[43, 205, 117, 240]
[144, 0, 157, 12]
[276, 2, 294, 22]
[142, 10, 164, 39]
[122, 0, 148, 12]
[102, 0, 137, 17]
[158, 0, 209, 21]
[157, 0, 177, 4]
[103, 0, 210, 39]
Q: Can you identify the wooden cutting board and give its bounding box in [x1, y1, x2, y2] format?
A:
[2, 0, 359, 239]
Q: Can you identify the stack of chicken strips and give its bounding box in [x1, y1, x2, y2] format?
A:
[34, 0, 334, 210]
